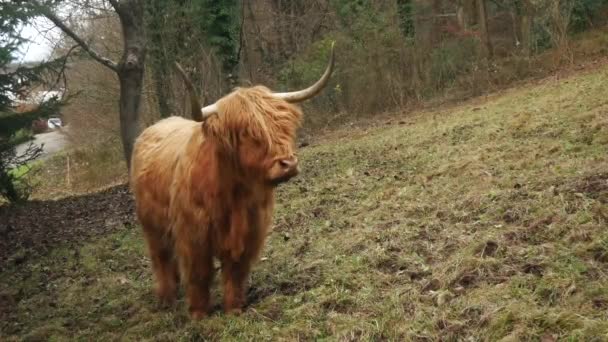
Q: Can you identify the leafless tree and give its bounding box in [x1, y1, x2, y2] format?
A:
[476, 0, 492, 58]
[30, 0, 146, 169]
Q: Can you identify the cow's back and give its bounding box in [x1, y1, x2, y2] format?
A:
[131, 116, 200, 231]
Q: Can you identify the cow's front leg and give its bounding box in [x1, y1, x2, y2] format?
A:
[177, 239, 214, 319]
[141, 226, 179, 307]
[220, 257, 252, 314]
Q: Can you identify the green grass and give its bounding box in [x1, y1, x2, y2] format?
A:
[2, 65, 608, 341]
[8, 160, 41, 179]
[8, 128, 34, 146]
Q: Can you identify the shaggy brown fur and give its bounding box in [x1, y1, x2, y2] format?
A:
[130, 86, 302, 318]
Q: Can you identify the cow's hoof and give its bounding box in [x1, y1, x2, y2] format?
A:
[155, 289, 176, 308]
[157, 294, 177, 308]
[190, 310, 208, 320]
[225, 308, 243, 316]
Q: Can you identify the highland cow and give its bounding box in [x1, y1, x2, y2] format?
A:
[130, 45, 334, 319]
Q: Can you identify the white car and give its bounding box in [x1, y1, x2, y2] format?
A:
[48, 117, 63, 129]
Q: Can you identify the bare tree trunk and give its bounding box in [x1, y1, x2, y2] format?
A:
[240, 1, 274, 84]
[117, 69, 144, 169]
[151, 57, 172, 118]
[147, 0, 172, 118]
[411, 48, 423, 100]
[457, 3, 466, 30]
[113, 0, 146, 169]
[549, 0, 574, 65]
[457, 0, 476, 29]
[520, 0, 534, 56]
[411, 3, 424, 99]
[509, 6, 519, 47]
[431, 0, 442, 46]
[476, 0, 492, 58]
[396, 0, 415, 39]
[456, 0, 477, 30]
[38, 0, 146, 170]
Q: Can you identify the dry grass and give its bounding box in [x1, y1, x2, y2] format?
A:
[31, 139, 127, 200]
[2, 61, 608, 340]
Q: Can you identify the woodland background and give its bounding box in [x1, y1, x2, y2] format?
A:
[2, 0, 608, 196]
[58, 0, 608, 139]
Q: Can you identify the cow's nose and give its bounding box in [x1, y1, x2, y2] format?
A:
[278, 156, 298, 169]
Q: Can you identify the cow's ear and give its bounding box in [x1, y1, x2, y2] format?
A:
[201, 116, 223, 139]
[201, 119, 239, 154]
[201, 120, 213, 136]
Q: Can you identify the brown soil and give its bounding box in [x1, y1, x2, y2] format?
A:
[0, 184, 135, 271]
[573, 173, 608, 204]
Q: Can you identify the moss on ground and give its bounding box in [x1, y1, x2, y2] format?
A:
[1, 64, 608, 341]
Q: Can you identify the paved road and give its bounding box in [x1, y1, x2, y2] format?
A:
[15, 127, 70, 161]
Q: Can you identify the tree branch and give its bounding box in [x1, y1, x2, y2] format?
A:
[50, 43, 80, 90]
[236, 0, 246, 63]
[107, 0, 122, 14]
[35, 2, 119, 72]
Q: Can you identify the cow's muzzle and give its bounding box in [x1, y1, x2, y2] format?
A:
[270, 155, 299, 185]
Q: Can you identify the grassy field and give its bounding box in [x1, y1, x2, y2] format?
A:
[2, 63, 608, 341]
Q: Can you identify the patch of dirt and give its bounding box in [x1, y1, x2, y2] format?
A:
[375, 253, 409, 275]
[0, 184, 136, 270]
[522, 263, 545, 277]
[573, 173, 608, 203]
[592, 298, 608, 309]
[321, 297, 356, 314]
[247, 265, 322, 305]
[477, 241, 499, 258]
[589, 246, 608, 263]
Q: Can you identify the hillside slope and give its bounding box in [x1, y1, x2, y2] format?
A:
[2, 64, 607, 340]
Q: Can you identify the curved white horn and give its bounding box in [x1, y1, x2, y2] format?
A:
[201, 103, 218, 118]
[273, 42, 335, 103]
